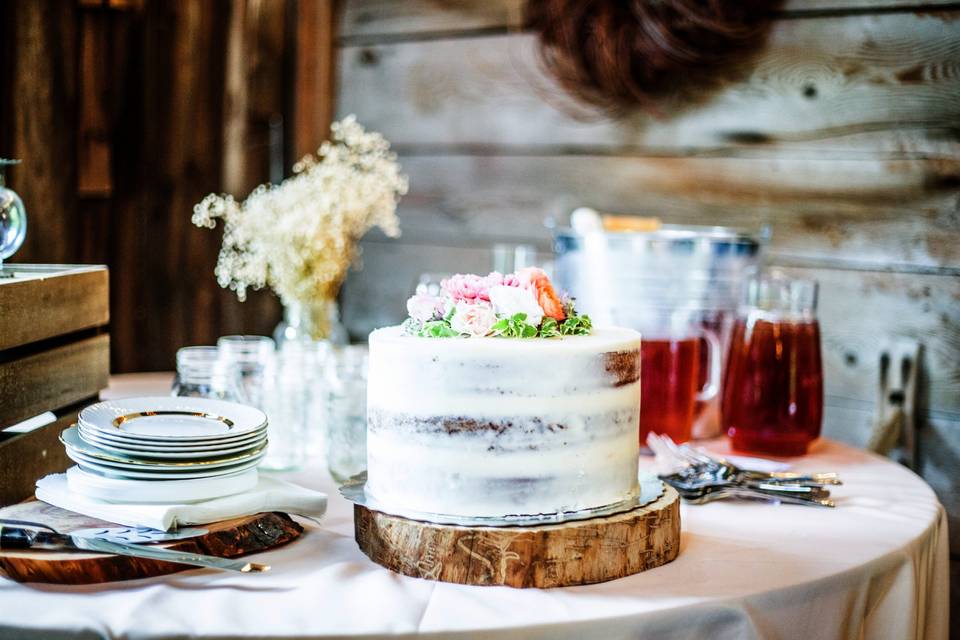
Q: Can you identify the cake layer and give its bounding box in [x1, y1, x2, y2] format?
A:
[367, 326, 641, 417]
[368, 407, 638, 452]
[367, 430, 640, 516]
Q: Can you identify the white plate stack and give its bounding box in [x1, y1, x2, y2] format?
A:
[59, 397, 268, 503]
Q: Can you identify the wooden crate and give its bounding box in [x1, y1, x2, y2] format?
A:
[0, 265, 110, 506]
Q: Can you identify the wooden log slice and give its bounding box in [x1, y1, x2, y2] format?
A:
[355, 485, 680, 588]
[0, 500, 303, 584]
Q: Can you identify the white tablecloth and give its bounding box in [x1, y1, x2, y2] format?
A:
[0, 375, 949, 640]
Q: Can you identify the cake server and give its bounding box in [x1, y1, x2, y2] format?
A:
[70, 526, 208, 544]
[0, 524, 269, 573]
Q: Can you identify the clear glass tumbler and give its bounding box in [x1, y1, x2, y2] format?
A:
[216, 335, 276, 407]
[325, 345, 369, 483]
[722, 274, 823, 456]
[171, 346, 244, 401]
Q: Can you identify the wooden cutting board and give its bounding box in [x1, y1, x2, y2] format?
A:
[0, 500, 303, 584]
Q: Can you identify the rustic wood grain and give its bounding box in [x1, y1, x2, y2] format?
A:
[104, 0, 282, 373]
[0, 411, 80, 507]
[0, 501, 303, 584]
[1, 0, 302, 373]
[77, 8, 113, 197]
[354, 486, 680, 588]
[336, 14, 960, 156]
[7, 0, 79, 264]
[0, 266, 109, 351]
[294, 0, 338, 160]
[380, 154, 960, 269]
[223, 0, 287, 195]
[0, 334, 109, 429]
[339, 0, 960, 40]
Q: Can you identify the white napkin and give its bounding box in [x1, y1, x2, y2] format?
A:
[35, 473, 327, 531]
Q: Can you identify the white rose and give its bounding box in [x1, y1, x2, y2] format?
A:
[450, 302, 497, 337]
[488, 285, 543, 326]
[406, 293, 442, 323]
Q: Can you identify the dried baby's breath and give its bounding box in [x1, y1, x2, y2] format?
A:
[193, 116, 407, 308]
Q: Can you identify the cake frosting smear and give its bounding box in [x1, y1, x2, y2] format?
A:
[366, 268, 642, 518]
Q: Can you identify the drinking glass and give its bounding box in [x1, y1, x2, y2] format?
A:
[171, 346, 244, 401]
[261, 343, 308, 470]
[216, 335, 276, 407]
[722, 274, 823, 456]
[325, 345, 369, 483]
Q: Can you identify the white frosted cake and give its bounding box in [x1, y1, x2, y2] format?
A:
[365, 268, 641, 518]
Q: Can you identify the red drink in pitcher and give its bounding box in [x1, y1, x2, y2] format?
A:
[721, 275, 823, 456]
[640, 338, 700, 444]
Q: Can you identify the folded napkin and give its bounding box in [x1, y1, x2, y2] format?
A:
[35, 473, 327, 531]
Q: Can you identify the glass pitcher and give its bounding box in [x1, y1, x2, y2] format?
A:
[615, 306, 722, 445]
[722, 273, 823, 456]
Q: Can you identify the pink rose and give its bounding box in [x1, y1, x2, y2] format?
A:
[406, 293, 444, 323]
[441, 273, 491, 302]
[450, 302, 497, 337]
[485, 271, 521, 289]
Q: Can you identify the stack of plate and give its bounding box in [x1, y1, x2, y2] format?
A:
[59, 397, 268, 502]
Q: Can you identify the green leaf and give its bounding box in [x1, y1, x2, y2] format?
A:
[418, 320, 458, 338]
[558, 313, 592, 336]
[521, 323, 537, 338]
[511, 313, 527, 323]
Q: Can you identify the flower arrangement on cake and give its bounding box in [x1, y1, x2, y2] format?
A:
[192, 116, 408, 339]
[403, 267, 592, 338]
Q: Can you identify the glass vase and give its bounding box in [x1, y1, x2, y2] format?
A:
[273, 298, 349, 348]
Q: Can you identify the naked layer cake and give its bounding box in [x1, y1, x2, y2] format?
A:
[366, 268, 641, 518]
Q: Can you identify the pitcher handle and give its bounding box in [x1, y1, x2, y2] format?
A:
[696, 330, 722, 402]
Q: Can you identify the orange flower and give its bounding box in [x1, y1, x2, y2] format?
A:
[517, 267, 566, 321]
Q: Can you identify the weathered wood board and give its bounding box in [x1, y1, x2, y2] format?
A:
[340, 0, 960, 41]
[374, 154, 960, 269]
[0, 266, 109, 352]
[0, 334, 110, 429]
[337, 14, 960, 156]
[0, 500, 303, 584]
[354, 486, 680, 588]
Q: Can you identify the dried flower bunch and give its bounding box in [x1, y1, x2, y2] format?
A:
[404, 267, 592, 339]
[193, 116, 408, 315]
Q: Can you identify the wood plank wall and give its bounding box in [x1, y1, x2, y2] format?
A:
[0, 0, 336, 374]
[333, 0, 960, 570]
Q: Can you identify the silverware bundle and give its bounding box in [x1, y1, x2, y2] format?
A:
[648, 434, 841, 508]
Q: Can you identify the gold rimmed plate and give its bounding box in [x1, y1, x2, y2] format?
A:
[79, 397, 267, 441]
[76, 427, 267, 459]
[69, 455, 265, 481]
[61, 426, 267, 469]
[78, 422, 266, 451]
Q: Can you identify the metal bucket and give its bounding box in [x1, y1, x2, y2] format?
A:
[554, 225, 765, 439]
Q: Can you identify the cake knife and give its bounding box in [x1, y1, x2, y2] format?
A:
[0, 524, 270, 573]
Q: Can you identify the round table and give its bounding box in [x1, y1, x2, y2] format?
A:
[0, 374, 949, 639]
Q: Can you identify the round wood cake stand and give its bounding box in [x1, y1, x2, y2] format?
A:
[354, 485, 680, 588]
[0, 500, 303, 584]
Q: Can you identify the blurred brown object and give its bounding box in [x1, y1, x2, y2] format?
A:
[525, 0, 783, 115]
[0, 0, 339, 372]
